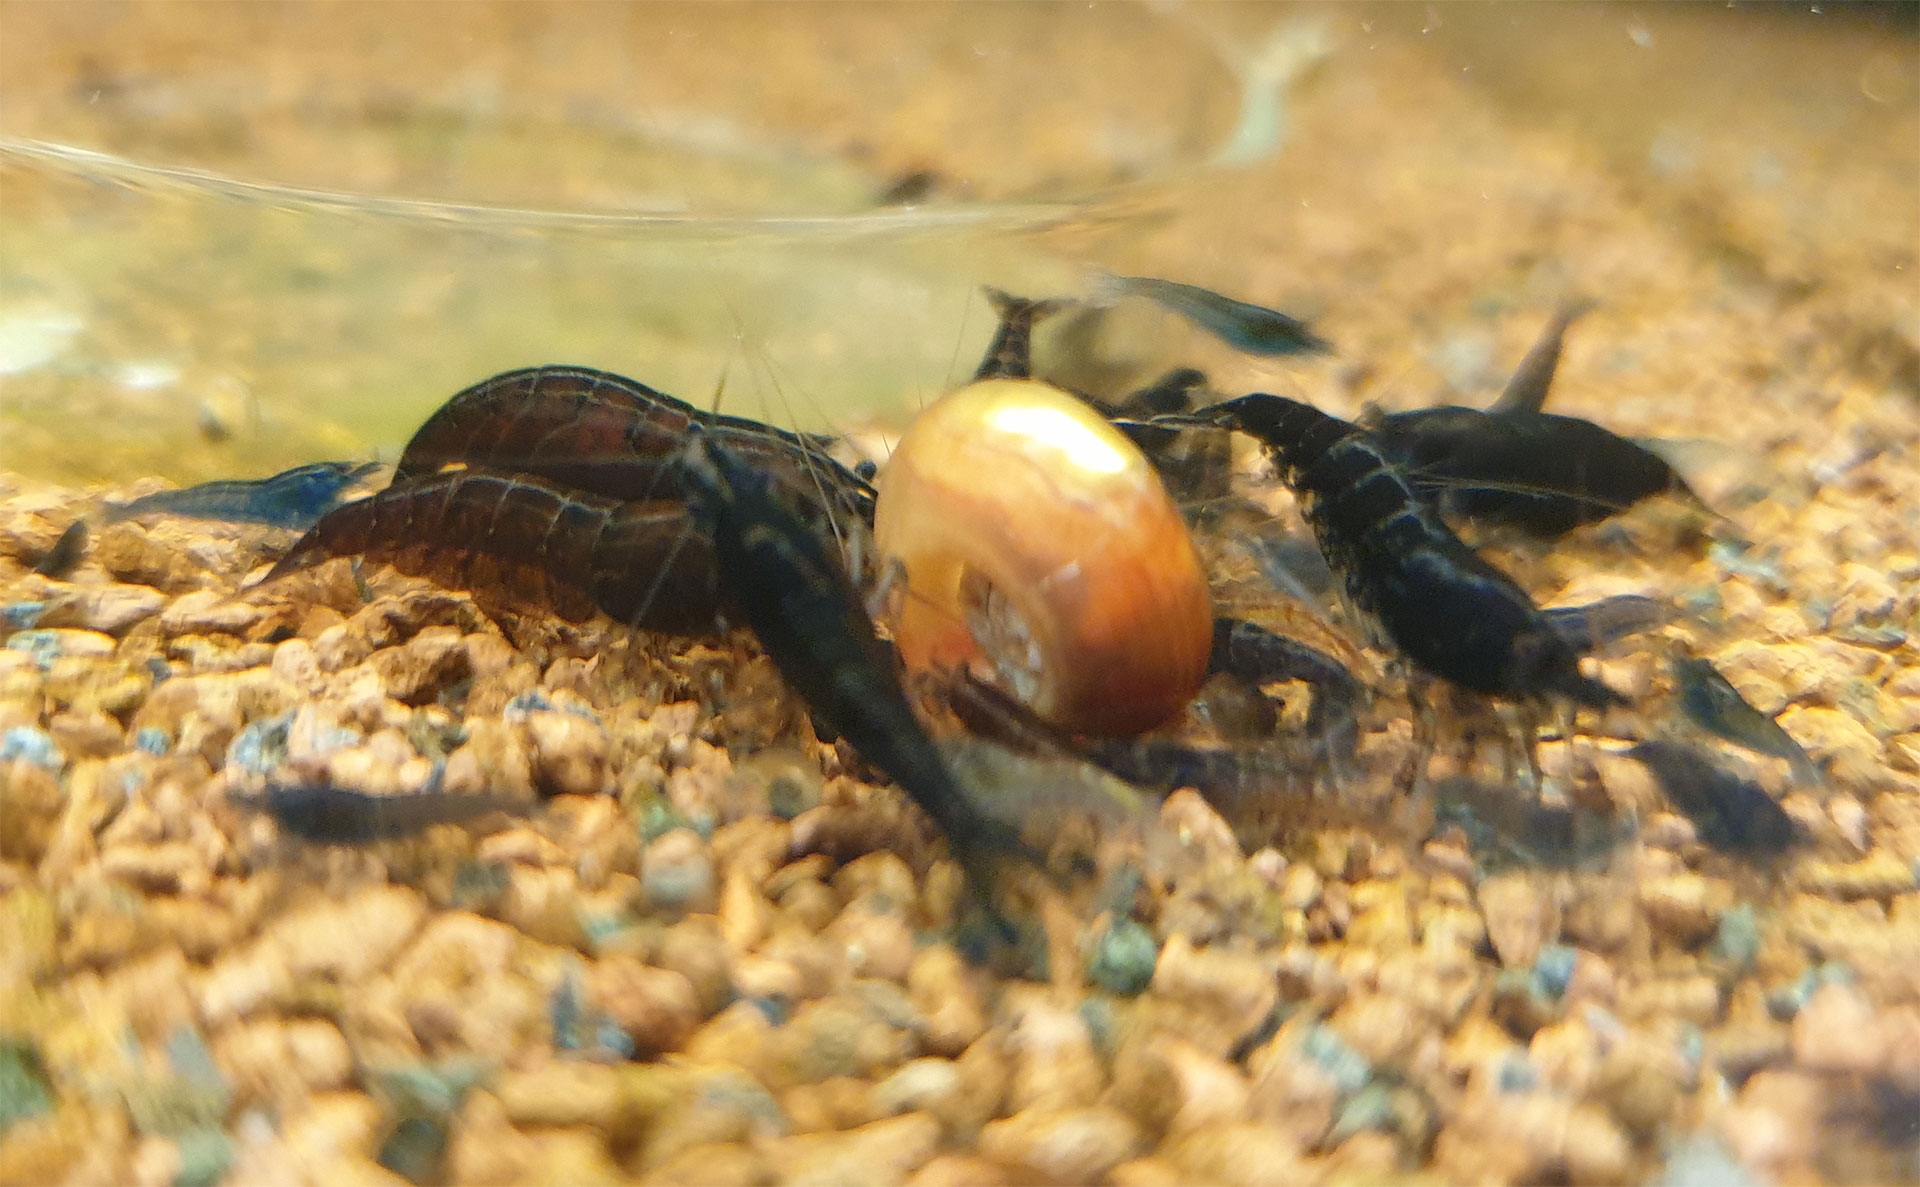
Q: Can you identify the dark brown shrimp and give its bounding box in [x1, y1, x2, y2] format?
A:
[1366, 405, 1708, 537]
[393, 365, 875, 528]
[264, 468, 725, 635]
[1626, 740, 1796, 854]
[1490, 300, 1595, 415]
[32, 520, 87, 578]
[1361, 303, 1707, 537]
[677, 427, 1028, 880]
[1208, 615, 1363, 755]
[231, 779, 524, 843]
[1542, 594, 1672, 653]
[945, 670, 1320, 820]
[1206, 394, 1626, 710]
[975, 288, 1070, 381]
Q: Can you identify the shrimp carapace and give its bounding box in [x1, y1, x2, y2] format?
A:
[393, 365, 875, 526]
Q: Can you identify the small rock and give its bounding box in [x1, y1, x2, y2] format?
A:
[496, 1061, 626, 1131]
[640, 1141, 776, 1186]
[772, 1111, 941, 1186]
[977, 1105, 1141, 1185]
[873, 1059, 964, 1126]
[214, 1019, 353, 1114]
[1639, 873, 1733, 947]
[0, 726, 63, 772]
[39, 582, 168, 634]
[1790, 981, 1883, 1075]
[774, 992, 918, 1086]
[903, 1154, 1017, 1187]
[588, 958, 699, 1057]
[642, 829, 718, 916]
[1327, 992, 1424, 1070]
[1108, 1033, 1250, 1137]
[6, 628, 115, 668]
[46, 709, 122, 760]
[158, 591, 266, 637]
[1086, 917, 1159, 996]
[827, 901, 916, 985]
[907, 946, 987, 1057]
[652, 920, 738, 1019]
[0, 760, 64, 862]
[268, 885, 428, 983]
[1146, 935, 1278, 1058]
[1798, 850, 1916, 900]
[525, 709, 610, 798]
[633, 1066, 786, 1171]
[1717, 1069, 1826, 1175]
[1003, 993, 1106, 1112]
[1480, 871, 1561, 969]
[1161, 1122, 1306, 1187]
[368, 627, 469, 706]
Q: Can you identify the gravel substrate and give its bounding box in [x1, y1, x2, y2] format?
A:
[3, 6, 1917, 1186]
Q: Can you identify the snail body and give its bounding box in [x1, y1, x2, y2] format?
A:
[873, 377, 1213, 735]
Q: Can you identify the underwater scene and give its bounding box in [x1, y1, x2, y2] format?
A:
[1, 3, 1917, 1184]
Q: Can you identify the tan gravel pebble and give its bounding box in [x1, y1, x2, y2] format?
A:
[1798, 850, 1917, 900]
[215, 1017, 354, 1113]
[496, 1059, 629, 1130]
[34, 580, 169, 634]
[1145, 934, 1279, 1057]
[1479, 870, 1562, 969]
[269, 884, 428, 982]
[1159, 1122, 1308, 1187]
[902, 1153, 1018, 1187]
[1002, 991, 1107, 1112]
[1791, 981, 1886, 1075]
[907, 945, 988, 1057]
[1106, 1032, 1251, 1138]
[1638, 872, 1734, 946]
[1718, 1068, 1829, 1175]
[978, 1104, 1142, 1185]
[588, 957, 700, 1058]
[525, 708, 611, 797]
[772, 1111, 943, 1186]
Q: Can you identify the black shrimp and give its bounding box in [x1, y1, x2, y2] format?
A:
[1205, 393, 1626, 710]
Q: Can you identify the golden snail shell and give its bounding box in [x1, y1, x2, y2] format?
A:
[873, 377, 1213, 735]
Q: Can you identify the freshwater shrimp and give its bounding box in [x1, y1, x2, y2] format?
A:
[392, 365, 873, 527]
[1626, 740, 1797, 854]
[1091, 271, 1332, 356]
[31, 520, 87, 578]
[1365, 303, 1708, 537]
[263, 468, 726, 636]
[945, 668, 1313, 802]
[105, 461, 382, 531]
[1490, 299, 1595, 414]
[1542, 594, 1672, 653]
[1672, 657, 1820, 786]
[1206, 393, 1626, 710]
[1366, 404, 1708, 537]
[230, 777, 525, 843]
[676, 426, 1025, 876]
[975, 288, 1071, 381]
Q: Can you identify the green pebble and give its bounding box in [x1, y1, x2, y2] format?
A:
[172, 1127, 233, 1187]
[0, 1041, 54, 1136]
[1086, 918, 1159, 996]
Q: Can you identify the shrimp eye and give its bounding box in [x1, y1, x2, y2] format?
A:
[873, 378, 1214, 735]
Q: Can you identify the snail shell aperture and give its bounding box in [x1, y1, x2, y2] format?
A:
[873, 377, 1214, 735]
